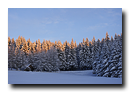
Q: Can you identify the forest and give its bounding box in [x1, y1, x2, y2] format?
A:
[8, 32, 122, 78]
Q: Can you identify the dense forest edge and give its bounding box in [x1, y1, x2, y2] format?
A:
[8, 32, 122, 78]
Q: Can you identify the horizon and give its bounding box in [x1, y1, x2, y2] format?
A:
[8, 32, 122, 45]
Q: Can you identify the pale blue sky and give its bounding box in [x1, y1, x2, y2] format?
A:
[8, 8, 122, 44]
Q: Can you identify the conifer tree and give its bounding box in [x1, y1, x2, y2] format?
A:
[11, 38, 15, 46]
[79, 44, 86, 70]
[92, 37, 96, 54]
[57, 40, 63, 59]
[57, 40, 62, 51]
[62, 41, 67, 51]
[109, 34, 122, 77]
[86, 44, 91, 69]
[8, 43, 15, 70]
[8, 38, 16, 70]
[83, 38, 85, 45]
[76, 43, 82, 70]
[111, 36, 113, 42]
[38, 51, 46, 71]
[56, 41, 66, 71]
[93, 33, 122, 78]
[27, 38, 32, 51]
[85, 38, 89, 47]
[46, 47, 60, 71]
[64, 43, 71, 70]
[69, 38, 78, 70]
[27, 50, 34, 67]
[92, 39, 101, 74]
[88, 41, 93, 67]
[14, 47, 22, 70]
[102, 35, 122, 78]
[74, 41, 77, 48]
[105, 32, 110, 43]
[8, 37, 11, 46]
[14, 46, 27, 70]
[32, 42, 36, 53]
[21, 42, 29, 56]
[70, 38, 75, 49]
[31, 53, 40, 71]
[36, 39, 41, 53]
[46, 40, 51, 51]
[16, 38, 21, 49]
[41, 40, 48, 52]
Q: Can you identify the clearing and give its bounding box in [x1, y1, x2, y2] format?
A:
[8, 70, 122, 84]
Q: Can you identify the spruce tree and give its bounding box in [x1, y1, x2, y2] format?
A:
[32, 52, 41, 71]
[21, 42, 29, 56]
[36, 39, 41, 53]
[46, 47, 60, 71]
[76, 43, 82, 70]
[57, 41, 66, 71]
[108, 34, 122, 77]
[8, 43, 15, 70]
[79, 44, 87, 70]
[92, 37, 96, 61]
[64, 42, 71, 70]
[96, 41, 110, 76]
[42, 40, 48, 53]
[69, 38, 78, 70]
[8, 37, 11, 46]
[74, 41, 77, 48]
[92, 39, 101, 74]
[93, 33, 122, 78]
[85, 38, 89, 47]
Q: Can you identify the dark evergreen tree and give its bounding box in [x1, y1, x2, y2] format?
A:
[92, 39, 101, 74]
[64, 42, 71, 70]
[69, 38, 78, 70]
[46, 47, 60, 71]
[8, 43, 15, 70]
[93, 33, 122, 78]
[76, 43, 82, 70]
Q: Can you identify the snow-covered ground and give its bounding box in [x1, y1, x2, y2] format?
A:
[8, 70, 122, 84]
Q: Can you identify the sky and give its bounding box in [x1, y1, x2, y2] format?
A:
[8, 8, 122, 44]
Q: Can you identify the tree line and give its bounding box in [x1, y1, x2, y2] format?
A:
[8, 32, 122, 78]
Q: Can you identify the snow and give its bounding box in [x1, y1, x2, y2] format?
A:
[8, 70, 122, 84]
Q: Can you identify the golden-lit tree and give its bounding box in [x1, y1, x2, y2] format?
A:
[32, 42, 36, 53]
[105, 32, 110, 45]
[85, 38, 89, 47]
[74, 41, 77, 48]
[21, 40, 28, 55]
[111, 36, 113, 42]
[70, 38, 75, 49]
[36, 39, 41, 53]
[83, 38, 85, 44]
[27, 38, 32, 50]
[8, 37, 11, 46]
[11, 38, 15, 45]
[42, 40, 48, 53]
[15, 36, 22, 49]
[62, 41, 68, 51]
[57, 40, 62, 51]
[92, 36, 95, 45]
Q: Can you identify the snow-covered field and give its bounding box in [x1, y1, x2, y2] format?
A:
[8, 70, 122, 84]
